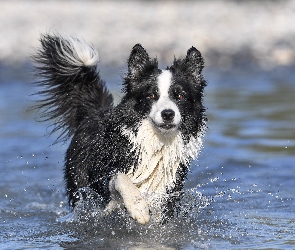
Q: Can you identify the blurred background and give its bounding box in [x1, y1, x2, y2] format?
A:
[1, 0, 295, 69]
[1, 0, 295, 249]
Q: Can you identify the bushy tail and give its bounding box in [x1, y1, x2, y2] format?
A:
[32, 33, 113, 141]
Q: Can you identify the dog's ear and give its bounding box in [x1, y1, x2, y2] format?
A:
[127, 44, 157, 78]
[185, 47, 204, 76]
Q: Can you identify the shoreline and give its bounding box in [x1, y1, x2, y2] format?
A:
[1, 0, 295, 69]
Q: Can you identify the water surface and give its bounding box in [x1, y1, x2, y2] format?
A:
[0, 65, 294, 249]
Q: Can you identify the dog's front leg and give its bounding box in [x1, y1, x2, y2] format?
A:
[107, 172, 150, 224]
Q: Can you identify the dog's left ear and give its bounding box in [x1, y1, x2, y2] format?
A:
[127, 44, 158, 79]
[185, 47, 204, 76]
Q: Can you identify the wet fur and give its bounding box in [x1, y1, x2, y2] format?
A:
[33, 33, 207, 224]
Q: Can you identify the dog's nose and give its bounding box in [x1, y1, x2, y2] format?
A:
[161, 109, 175, 122]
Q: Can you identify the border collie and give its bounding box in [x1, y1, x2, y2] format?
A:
[33, 33, 207, 224]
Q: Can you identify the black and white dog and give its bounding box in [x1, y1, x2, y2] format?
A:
[33, 33, 207, 224]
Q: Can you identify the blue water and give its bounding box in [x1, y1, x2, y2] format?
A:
[0, 64, 294, 249]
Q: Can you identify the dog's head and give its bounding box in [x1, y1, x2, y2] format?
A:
[123, 44, 206, 137]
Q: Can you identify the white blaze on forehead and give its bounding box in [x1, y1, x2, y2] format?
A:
[157, 70, 172, 97]
[149, 69, 181, 127]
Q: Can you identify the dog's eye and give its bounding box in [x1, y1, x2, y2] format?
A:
[176, 92, 185, 100]
[147, 93, 156, 100]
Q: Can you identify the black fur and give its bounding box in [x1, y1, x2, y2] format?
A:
[33, 34, 113, 141]
[33, 34, 206, 221]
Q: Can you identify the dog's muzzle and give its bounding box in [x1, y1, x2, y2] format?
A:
[157, 109, 177, 130]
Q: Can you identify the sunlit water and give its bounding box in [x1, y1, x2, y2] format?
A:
[0, 65, 294, 249]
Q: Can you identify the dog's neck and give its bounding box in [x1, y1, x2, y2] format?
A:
[121, 119, 203, 198]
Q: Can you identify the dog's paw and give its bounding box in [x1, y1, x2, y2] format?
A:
[125, 195, 150, 225]
[112, 172, 150, 224]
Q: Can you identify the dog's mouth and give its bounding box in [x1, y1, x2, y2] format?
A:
[158, 123, 177, 130]
[150, 120, 178, 132]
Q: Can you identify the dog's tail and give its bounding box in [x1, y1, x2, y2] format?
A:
[33, 33, 113, 141]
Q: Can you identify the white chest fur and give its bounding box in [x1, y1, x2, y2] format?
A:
[121, 119, 203, 198]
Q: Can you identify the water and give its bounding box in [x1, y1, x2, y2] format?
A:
[1, 64, 295, 249]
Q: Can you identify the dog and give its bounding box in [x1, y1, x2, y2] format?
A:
[33, 33, 207, 224]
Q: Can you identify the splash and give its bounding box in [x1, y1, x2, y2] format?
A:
[56, 186, 214, 248]
[55, 176, 273, 248]
[57, 186, 211, 226]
